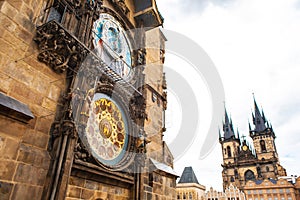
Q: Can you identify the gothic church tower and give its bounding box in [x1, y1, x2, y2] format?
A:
[219, 98, 286, 191]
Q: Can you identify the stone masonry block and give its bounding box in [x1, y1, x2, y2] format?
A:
[42, 97, 57, 112]
[0, 72, 12, 94]
[69, 176, 85, 187]
[0, 181, 14, 200]
[2, 30, 22, 47]
[0, 115, 26, 138]
[0, 2, 18, 21]
[0, 160, 17, 181]
[0, 135, 19, 160]
[35, 115, 54, 134]
[11, 184, 43, 200]
[48, 84, 61, 102]
[13, 163, 47, 186]
[22, 129, 48, 149]
[17, 143, 50, 169]
[7, 1, 23, 11]
[0, 13, 17, 32]
[67, 185, 82, 198]
[81, 189, 94, 199]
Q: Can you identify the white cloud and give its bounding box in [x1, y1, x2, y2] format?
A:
[157, 0, 300, 191]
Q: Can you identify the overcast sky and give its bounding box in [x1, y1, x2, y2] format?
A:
[156, 0, 300, 191]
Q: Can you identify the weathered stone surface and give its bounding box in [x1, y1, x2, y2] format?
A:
[0, 2, 17, 21]
[14, 163, 48, 186]
[67, 185, 82, 198]
[0, 181, 13, 200]
[69, 176, 85, 187]
[0, 136, 19, 160]
[22, 129, 48, 149]
[48, 84, 61, 102]
[0, 115, 26, 138]
[85, 180, 99, 190]
[31, 72, 52, 95]
[0, 160, 17, 181]
[0, 72, 12, 94]
[7, 1, 23, 11]
[81, 189, 94, 199]
[17, 144, 50, 169]
[35, 115, 54, 134]
[42, 97, 57, 112]
[2, 30, 22, 47]
[0, 39, 14, 57]
[11, 184, 43, 200]
[0, 13, 17, 32]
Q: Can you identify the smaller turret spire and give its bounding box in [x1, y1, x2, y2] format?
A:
[223, 107, 236, 139]
[252, 95, 267, 133]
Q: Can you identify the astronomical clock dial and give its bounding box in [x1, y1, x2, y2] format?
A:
[84, 93, 128, 166]
[93, 13, 132, 79]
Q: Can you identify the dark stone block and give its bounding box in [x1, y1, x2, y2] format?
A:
[0, 181, 13, 200]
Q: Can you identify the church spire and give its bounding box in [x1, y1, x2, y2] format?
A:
[252, 95, 267, 133]
[223, 107, 235, 139]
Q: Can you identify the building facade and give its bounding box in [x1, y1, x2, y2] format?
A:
[243, 177, 300, 200]
[0, 0, 177, 199]
[219, 98, 286, 190]
[176, 167, 206, 200]
[204, 184, 246, 200]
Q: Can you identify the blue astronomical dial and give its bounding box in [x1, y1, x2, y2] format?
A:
[93, 14, 132, 79]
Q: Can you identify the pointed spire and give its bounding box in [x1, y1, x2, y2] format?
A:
[252, 95, 267, 133]
[219, 127, 222, 140]
[248, 120, 252, 132]
[223, 106, 235, 140]
[237, 128, 240, 139]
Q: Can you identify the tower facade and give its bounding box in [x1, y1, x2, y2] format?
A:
[0, 0, 177, 199]
[219, 98, 286, 191]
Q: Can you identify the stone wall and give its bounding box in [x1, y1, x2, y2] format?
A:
[0, 0, 65, 199]
[66, 176, 132, 200]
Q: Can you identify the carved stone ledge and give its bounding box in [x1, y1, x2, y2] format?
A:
[34, 20, 89, 73]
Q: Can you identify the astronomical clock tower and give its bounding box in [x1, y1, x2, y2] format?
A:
[219, 98, 286, 190]
[0, 0, 176, 199]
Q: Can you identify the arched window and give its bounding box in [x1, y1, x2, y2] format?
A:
[183, 193, 186, 199]
[245, 170, 255, 181]
[230, 176, 235, 182]
[266, 166, 270, 172]
[227, 146, 232, 157]
[260, 140, 266, 152]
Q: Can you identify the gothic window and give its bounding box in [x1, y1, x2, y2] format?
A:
[189, 192, 192, 199]
[149, 173, 153, 187]
[224, 148, 227, 155]
[227, 146, 232, 157]
[260, 140, 266, 152]
[177, 194, 180, 199]
[230, 176, 235, 182]
[234, 169, 238, 178]
[183, 193, 186, 199]
[245, 170, 255, 181]
[152, 92, 157, 102]
[266, 166, 269, 172]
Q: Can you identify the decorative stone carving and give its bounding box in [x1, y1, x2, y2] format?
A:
[129, 93, 147, 121]
[34, 21, 88, 73]
[109, 0, 129, 15]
